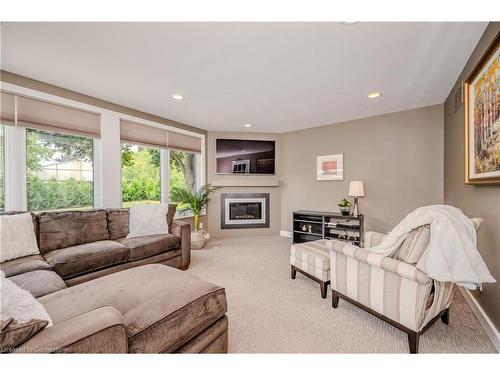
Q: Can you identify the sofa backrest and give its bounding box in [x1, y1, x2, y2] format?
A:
[38, 209, 109, 253]
[106, 204, 177, 240]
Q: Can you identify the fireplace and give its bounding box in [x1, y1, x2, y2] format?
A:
[221, 193, 270, 229]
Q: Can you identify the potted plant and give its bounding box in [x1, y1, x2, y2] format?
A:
[338, 198, 352, 216]
[170, 184, 220, 249]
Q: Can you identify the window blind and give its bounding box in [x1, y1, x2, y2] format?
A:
[17, 96, 101, 138]
[0, 91, 15, 126]
[120, 119, 201, 153]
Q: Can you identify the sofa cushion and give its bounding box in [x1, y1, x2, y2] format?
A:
[0, 318, 49, 352]
[0, 254, 51, 277]
[116, 234, 181, 261]
[39, 264, 227, 353]
[38, 210, 109, 253]
[44, 240, 129, 278]
[107, 209, 130, 240]
[106, 204, 178, 240]
[9, 270, 67, 298]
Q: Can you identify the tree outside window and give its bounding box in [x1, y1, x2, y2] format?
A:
[121, 144, 161, 207]
[170, 151, 199, 215]
[26, 129, 94, 211]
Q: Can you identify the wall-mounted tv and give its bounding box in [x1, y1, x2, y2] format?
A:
[216, 139, 276, 175]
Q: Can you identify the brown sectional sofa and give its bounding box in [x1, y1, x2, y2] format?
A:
[1, 207, 229, 353]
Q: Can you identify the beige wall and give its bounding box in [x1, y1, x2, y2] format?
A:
[443, 23, 500, 330]
[280, 104, 444, 234]
[206, 131, 282, 238]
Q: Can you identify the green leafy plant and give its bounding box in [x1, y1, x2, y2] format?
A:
[170, 184, 220, 231]
[338, 198, 351, 208]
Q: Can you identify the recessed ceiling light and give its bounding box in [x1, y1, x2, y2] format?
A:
[172, 94, 184, 100]
[243, 124, 252, 128]
[367, 92, 382, 99]
[341, 21, 359, 26]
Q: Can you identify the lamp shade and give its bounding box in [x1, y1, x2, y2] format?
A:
[348, 181, 364, 197]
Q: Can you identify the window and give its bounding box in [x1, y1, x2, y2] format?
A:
[170, 150, 200, 216]
[0, 125, 4, 211]
[121, 144, 161, 207]
[26, 129, 94, 211]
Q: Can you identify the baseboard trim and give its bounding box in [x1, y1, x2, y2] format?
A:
[280, 230, 292, 238]
[459, 287, 500, 352]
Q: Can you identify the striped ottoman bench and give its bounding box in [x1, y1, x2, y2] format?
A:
[290, 239, 330, 298]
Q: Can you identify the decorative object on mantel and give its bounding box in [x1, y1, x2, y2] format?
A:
[338, 198, 351, 216]
[170, 184, 220, 249]
[464, 32, 500, 185]
[316, 154, 343, 181]
[348, 181, 364, 217]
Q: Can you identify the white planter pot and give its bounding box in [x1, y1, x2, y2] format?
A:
[191, 230, 208, 250]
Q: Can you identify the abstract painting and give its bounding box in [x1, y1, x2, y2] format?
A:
[317, 154, 343, 181]
[465, 35, 500, 184]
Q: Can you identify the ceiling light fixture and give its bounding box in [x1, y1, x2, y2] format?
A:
[367, 92, 382, 99]
[172, 94, 184, 100]
[243, 124, 252, 128]
[340, 21, 359, 26]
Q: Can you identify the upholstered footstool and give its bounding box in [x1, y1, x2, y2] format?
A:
[290, 239, 330, 298]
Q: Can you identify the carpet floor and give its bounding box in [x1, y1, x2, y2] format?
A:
[185, 235, 496, 353]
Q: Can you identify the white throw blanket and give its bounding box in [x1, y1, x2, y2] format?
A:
[370, 205, 495, 290]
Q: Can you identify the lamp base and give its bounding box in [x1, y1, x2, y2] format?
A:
[353, 197, 359, 217]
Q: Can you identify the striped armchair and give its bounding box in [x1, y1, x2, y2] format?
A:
[328, 228, 455, 353]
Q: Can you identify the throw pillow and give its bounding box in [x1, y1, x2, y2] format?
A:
[1, 318, 48, 352]
[0, 213, 40, 262]
[396, 225, 430, 264]
[127, 203, 169, 238]
[0, 272, 53, 327]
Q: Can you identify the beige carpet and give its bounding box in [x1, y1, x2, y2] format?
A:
[185, 235, 496, 353]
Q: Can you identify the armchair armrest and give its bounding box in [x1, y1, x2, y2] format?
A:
[171, 219, 191, 270]
[15, 306, 127, 353]
[327, 240, 430, 285]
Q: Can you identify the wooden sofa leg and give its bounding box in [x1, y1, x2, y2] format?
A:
[440, 308, 450, 325]
[408, 331, 420, 354]
[332, 290, 339, 308]
[320, 282, 327, 299]
[291, 266, 297, 280]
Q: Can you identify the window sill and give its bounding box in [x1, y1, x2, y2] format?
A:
[174, 211, 207, 220]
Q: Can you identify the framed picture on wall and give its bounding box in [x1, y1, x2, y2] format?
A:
[464, 33, 500, 185]
[316, 154, 343, 181]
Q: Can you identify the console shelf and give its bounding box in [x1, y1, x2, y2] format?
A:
[293, 210, 364, 246]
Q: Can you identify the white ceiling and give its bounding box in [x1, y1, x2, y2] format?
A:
[1, 22, 487, 133]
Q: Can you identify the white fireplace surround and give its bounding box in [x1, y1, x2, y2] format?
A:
[224, 197, 266, 225]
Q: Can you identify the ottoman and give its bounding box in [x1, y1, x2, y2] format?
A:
[290, 239, 331, 298]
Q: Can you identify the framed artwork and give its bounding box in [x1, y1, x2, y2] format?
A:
[316, 154, 343, 181]
[465, 33, 500, 185]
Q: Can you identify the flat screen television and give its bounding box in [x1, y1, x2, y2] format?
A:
[216, 139, 276, 175]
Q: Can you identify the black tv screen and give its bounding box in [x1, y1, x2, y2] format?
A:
[216, 139, 275, 174]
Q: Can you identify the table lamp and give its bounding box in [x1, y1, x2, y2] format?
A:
[348, 181, 364, 217]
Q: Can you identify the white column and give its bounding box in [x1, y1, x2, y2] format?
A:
[98, 114, 122, 208]
[160, 149, 170, 203]
[4, 125, 27, 211]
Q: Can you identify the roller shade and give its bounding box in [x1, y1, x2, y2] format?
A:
[120, 119, 202, 153]
[17, 96, 101, 138]
[1, 91, 15, 126]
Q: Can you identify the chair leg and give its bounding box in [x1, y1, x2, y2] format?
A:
[290, 266, 297, 280]
[332, 290, 339, 308]
[408, 331, 420, 354]
[320, 282, 327, 299]
[440, 308, 450, 325]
